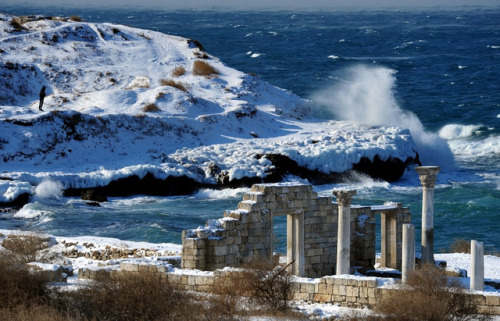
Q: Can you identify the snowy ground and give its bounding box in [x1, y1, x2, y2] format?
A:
[0, 14, 417, 203]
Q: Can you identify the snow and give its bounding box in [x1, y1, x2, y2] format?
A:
[0, 13, 418, 201]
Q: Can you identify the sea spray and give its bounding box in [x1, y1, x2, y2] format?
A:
[35, 180, 63, 200]
[312, 65, 455, 170]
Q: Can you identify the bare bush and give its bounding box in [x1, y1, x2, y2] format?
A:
[171, 66, 186, 77]
[0, 259, 50, 310]
[0, 305, 73, 321]
[142, 103, 161, 112]
[1, 232, 51, 264]
[238, 260, 297, 311]
[375, 264, 490, 321]
[192, 60, 218, 78]
[160, 78, 188, 92]
[450, 239, 472, 254]
[59, 272, 216, 321]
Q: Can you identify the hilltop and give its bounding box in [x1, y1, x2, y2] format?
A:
[0, 14, 419, 205]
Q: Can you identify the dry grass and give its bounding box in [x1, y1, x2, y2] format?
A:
[375, 264, 490, 321]
[160, 78, 188, 92]
[1, 232, 51, 264]
[142, 103, 161, 113]
[69, 15, 82, 22]
[449, 238, 472, 254]
[192, 60, 218, 78]
[171, 66, 186, 77]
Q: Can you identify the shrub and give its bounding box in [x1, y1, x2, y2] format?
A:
[69, 15, 82, 22]
[375, 264, 490, 321]
[142, 103, 160, 112]
[58, 272, 215, 321]
[238, 260, 296, 311]
[192, 60, 218, 78]
[0, 305, 72, 321]
[0, 259, 50, 310]
[1, 232, 51, 264]
[160, 79, 188, 92]
[171, 66, 186, 77]
[449, 239, 472, 254]
[10, 18, 25, 31]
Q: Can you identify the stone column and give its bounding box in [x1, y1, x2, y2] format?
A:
[402, 224, 415, 284]
[333, 190, 356, 275]
[415, 166, 440, 265]
[287, 210, 305, 276]
[470, 240, 484, 291]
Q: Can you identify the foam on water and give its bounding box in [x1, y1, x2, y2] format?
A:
[438, 124, 485, 140]
[311, 64, 455, 170]
[194, 188, 249, 199]
[14, 204, 53, 222]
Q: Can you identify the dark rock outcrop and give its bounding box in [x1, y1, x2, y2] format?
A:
[1, 153, 419, 205]
[81, 189, 108, 203]
[64, 173, 202, 198]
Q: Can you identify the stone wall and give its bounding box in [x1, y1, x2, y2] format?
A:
[181, 183, 401, 278]
[78, 263, 500, 315]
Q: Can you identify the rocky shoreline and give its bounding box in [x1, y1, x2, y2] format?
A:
[1, 153, 419, 207]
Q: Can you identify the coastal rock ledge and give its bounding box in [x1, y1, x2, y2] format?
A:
[62, 153, 419, 201]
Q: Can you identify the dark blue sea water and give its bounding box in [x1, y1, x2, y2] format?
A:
[2, 6, 499, 253]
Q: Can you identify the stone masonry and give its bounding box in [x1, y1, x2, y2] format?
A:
[181, 183, 411, 278]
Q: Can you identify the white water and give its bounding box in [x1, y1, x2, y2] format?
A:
[312, 64, 456, 170]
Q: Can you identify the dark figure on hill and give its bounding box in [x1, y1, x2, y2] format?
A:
[39, 86, 46, 111]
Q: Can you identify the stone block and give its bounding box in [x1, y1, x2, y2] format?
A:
[120, 262, 139, 272]
[485, 295, 500, 306]
[313, 293, 332, 302]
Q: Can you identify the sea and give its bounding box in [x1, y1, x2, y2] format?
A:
[1, 5, 499, 254]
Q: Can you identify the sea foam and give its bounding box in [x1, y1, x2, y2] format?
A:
[311, 64, 455, 170]
[438, 124, 484, 140]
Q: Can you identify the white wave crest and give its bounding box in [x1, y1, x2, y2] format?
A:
[311, 64, 455, 170]
[14, 206, 52, 219]
[35, 180, 63, 199]
[438, 124, 484, 140]
[448, 135, 500, 157]
[194, 188, 249, 199]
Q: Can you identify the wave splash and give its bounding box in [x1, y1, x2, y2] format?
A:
[35, 180, 63, 200]
[311, 64, 455, 170]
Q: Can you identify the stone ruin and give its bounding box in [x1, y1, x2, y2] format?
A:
[181, 183, 411, 278]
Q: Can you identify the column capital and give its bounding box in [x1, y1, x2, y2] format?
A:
[415, 166, 440, 188]
[333, 190, 357, 207]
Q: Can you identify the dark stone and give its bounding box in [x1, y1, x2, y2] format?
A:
[352, 154, 421, 182]
[0, 192, 30, 208]
[65, 173, 202, 198]
[81, 189, 108, 202]
[61, 152, 419, 199]
[366, 269, 402, 278]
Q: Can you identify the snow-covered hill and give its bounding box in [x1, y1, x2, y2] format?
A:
[0, 14, 419, 204]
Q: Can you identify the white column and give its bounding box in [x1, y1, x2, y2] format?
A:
[333, 190, 356, 275]
[415, 166, 440, 265]
[402, 224, 415, 284]
[470, 240, 484, 291]
[287, 210, 305, 276]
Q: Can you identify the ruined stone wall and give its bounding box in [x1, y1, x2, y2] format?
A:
[181, 183, 378, 277]
[78, 264, 500, 315]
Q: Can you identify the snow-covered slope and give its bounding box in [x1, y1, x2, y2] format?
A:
[0, 14, 418, 203]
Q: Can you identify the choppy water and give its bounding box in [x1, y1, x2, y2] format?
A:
[1, 6, 499, 253]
